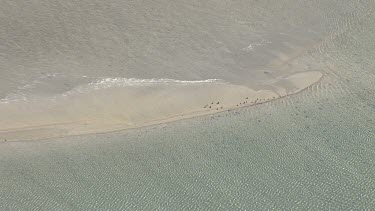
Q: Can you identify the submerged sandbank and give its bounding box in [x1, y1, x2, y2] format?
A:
[0, 71, 322, 141]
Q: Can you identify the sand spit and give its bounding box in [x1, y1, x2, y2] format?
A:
[0, 71, 322, 141]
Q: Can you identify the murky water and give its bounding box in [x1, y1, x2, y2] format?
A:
[1, 0, 375, 210]
[2, 0, 371, 100]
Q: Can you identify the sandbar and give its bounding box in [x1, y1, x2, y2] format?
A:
[0, 71, 322, 141]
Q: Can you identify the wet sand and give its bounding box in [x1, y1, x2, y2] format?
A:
[0, 71, 322, 141]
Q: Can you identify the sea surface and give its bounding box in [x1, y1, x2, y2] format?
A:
[1, 0, 375, 210]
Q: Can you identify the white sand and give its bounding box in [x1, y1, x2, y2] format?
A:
[0, 71, 322, 141]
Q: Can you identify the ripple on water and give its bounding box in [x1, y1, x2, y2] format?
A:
[1, 0, 375, 210]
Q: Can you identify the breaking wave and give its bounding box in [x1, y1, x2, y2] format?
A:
[0, 77, 225, 103]
[90, 77, 224, 87]
[62, 77, 225, 96]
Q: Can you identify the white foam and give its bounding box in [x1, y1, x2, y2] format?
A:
[242, 39, 272, 53]
[0, 93, 27, 104]
[92, 78, 223, 87]
[63, 78, 225, 96]
[0, 73, 64, 104]
[0, 77, 226, 103]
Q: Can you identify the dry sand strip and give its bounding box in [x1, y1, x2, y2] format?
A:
[0, 71, 322, 142]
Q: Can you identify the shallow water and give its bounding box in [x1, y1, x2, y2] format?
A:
[1, 0, 375, 210]
[1, 0, 368, 100]
[1, 69, 374, 210]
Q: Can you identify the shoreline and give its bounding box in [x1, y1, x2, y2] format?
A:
[0, 71, 323, 142]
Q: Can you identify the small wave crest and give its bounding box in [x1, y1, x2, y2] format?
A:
[91, 78, 224, 87]
[0, 77, 225, 103]
[62, 78, 225, 96]
[0, 94, 27, 104]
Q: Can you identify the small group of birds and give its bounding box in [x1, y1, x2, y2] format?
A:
[205, 102, 220, 109]
[203, 101, 223, 110]
[203, 95, 278, 111]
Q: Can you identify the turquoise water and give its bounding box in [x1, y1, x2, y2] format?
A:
[1, 1, 375, 210]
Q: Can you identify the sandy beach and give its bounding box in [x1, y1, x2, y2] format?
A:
[0, 71, 322, 141]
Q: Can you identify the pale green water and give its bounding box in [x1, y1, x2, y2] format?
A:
[1, 38, 375, 210]
[2, 71, 375, 210]
[1, 0, 375, 210]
